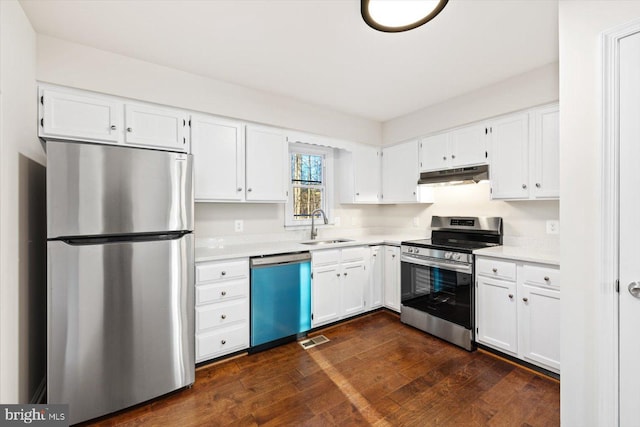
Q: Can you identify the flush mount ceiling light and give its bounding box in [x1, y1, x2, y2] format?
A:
[361, 0, 448, 33]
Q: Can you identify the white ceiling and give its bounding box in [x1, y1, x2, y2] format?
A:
[19, 0, 558, 122]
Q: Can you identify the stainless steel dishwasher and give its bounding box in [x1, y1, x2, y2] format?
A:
[250, 252, 312, 351]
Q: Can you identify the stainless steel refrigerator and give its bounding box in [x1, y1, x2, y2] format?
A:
[46, 141, 195, 424]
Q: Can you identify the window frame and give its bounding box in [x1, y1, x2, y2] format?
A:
[285, 143, 334, 228]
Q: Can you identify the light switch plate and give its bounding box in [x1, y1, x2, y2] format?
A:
[234, 220, 243, 232]
[546, 220, 559, 234]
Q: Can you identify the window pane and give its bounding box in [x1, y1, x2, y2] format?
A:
[292, 187, 323, 219]
[291, 153, 323, 184]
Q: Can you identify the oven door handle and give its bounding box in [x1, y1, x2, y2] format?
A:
[401, 255, 473, 274]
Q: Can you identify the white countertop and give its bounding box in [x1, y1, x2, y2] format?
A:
[195, 233, 425, 263]
[473, 245, 560, 266]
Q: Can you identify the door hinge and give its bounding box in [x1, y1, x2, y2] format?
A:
[189, 119, 191, 127]
[485, 127, 488, 135]
[40, 96, 44, 105]
[286, 190, 289, 197]
[40, 118, 44, 127]
[490, 187, 493, 194]
[616, 279, 620, 293]
[183, 137, 186, 145]
[183, 119, 186, 127]
[476, 327, 479, 334]
[485, 151, 488, 159]
[420, 162, 422, 167]
[311, 313, 314, 320]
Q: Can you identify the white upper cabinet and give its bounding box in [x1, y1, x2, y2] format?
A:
[420, 123, 487, 172]
[245, 125, 288, 202]
[39, 88, 122, 144]
[337, 145, 381, 204]
[124, 103, 189, 151]
[382, 140, 420, 203]
[489, 112, 530, 199]
[191, 115, 244, 202]
[531, 105, 560, 199]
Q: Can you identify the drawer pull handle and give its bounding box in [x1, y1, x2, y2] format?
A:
[221, 340, 226, 345]
[523, 297, 529, 302]
[544, 276, 550, 281]
[221, 314, 226, 319]
[492, 268, 498, 273]
[221, 291, 227, 296]
[221, 271, 226, 276]
[508, 294, 513, 299]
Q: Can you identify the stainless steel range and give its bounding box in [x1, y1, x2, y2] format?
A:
[400, 216, 503, 351]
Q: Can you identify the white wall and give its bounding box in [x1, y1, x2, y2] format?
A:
[382, 62, 559, 145]
[36, 35, 381, 147]
[559, 2, 640, 426]
[0, 0, 46, 403]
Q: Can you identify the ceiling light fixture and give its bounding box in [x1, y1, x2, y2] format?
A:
[361, 0, 448, 33]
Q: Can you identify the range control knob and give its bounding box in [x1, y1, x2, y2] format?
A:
[453, 253, 462, 261]
[444, 252, 453, 259]
[415, 248, 420, 254]
[408, 247, 414, 253]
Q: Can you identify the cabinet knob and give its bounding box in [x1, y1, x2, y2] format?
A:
[536, 183, 541, 188]
[221, 290, 227, 296]
[336, 273, 341, 277]
[492, 268, 498, 273]
[221, 271, 226, 276]
[508, 294, 513, 299]
[247, 188, 252, 192]
[451, 154, 456, 159]
[237, 187, 242, 192]
[523, 297, 529, 302]
[544, 276, 550, 281]
[126, 127, 133, 132]
[413, 191, 416, 195]
[356, 192, 360, 196]
[443, 156, 447, 161]
[522, 184, 527, 189]
[392, 254, 396, 258]
[221, 314, 227, 319]
[373, 254, 377, 257]
[110, 125, 117, 130]
[221, 340, 226, 345]
[344, 272, 348, 276]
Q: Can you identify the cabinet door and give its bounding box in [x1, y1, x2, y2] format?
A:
[245, 125, 288, 202]
[490, 113, 530, 199]
[420, 133, 449, 172]
[40, 88, 121, 143]
[519, 284, 560, 372]
[476, 276, 518, 355]
[450, 123, 487, 167]
[342, 261, 366, 317]
[532, 105, 559, 199]
[124, 103, 188, 152]
[382, 140, 419, 203]
[312, 264, 341, 327]
[369, 246, 383, 309]
[191, 115, 244, 201]
[353, 146, 381, 203]
[383, 246, 400, 311]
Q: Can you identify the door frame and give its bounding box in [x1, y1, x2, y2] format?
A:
[601, 17, 640, 426]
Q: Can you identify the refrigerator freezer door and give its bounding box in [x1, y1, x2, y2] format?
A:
[47, 234, 195, 424]
[47, 141, 193, 239]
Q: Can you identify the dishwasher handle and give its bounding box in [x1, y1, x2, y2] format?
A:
[250, 252, 311, 268]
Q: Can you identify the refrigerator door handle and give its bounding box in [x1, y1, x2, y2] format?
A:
[58, 231, 192, 246]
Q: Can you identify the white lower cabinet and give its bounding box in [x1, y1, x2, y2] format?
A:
[369, 246, 383, 309]
[475, 256, 560, 373]
[195, 258, 249, 362]
[311, 247, 367, 328]
[383, 245, 401, 312]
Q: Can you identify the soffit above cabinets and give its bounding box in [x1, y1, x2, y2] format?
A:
[19, 0, 558, 122]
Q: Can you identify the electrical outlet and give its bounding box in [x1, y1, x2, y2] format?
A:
[234, 220, 243, 232]
[546, 220, 559, 235]
[413, 217, 420, 227]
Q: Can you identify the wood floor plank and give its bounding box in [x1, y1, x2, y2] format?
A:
[86, 311, 559, 427]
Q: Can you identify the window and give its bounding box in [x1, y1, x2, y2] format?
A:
[285, 144, 333, 227]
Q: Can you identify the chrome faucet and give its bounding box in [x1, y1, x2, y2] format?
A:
[310, 209, 328, 240]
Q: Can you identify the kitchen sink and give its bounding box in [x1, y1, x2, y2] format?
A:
[300, 238, 354, 245]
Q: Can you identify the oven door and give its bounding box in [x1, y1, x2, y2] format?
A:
[400, 253, 473, 329]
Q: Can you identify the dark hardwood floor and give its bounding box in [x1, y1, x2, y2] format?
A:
[88, 311, 560, 426]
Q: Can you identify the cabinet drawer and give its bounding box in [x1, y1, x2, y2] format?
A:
[476, 257, 516, 281]
[341, 246, 366, 263]
[196, 299, 248, 333]
[196, 278, 248, 306]
[312, 249, 340, 266]
[196, 323, 248, 362]
[196, 259, 249, 283]
[522, 264, 560, 289]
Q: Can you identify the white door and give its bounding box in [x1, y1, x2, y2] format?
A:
[245, 125, 288, 202]
[381, 140, 419, 203]
[342, 261, 366, 317]
[490, 113, 530, 200]
[532, 105, 560, 199]
[619, 30, 640, 425]
[353, 146, 381, 203]
[311, 264, 341, 327]
[383, 246, 400, 311]
[420, 133, 449, 172]
[124, 103, 188, 152]
[369, 246, 383, 309]
[190, 115, 244, 201]
[519, 284, 560, 371]
[449, 123, 487, 167]
[476, 276, 518, 355]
